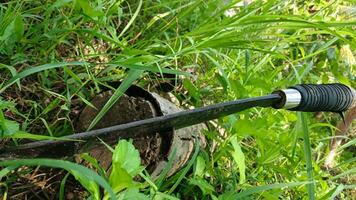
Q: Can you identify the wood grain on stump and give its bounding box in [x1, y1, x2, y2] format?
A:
[75, 91, 163, 171]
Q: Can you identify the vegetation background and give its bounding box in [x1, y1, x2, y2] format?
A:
[0, 0, 355, 199]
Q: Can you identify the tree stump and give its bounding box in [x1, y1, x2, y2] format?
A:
[75, 85, 206, 177]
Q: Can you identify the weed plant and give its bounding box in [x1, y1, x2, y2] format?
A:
[0, 0, 355, 199]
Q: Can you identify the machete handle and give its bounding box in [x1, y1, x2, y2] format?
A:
[273, 83, 356, 112]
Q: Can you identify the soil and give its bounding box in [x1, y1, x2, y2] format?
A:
[2, 167, 87, 200]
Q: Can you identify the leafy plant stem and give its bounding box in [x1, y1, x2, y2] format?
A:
[299, 112, 315, 200]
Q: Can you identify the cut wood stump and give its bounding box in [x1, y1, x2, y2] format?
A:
[75, 85, 206, 177]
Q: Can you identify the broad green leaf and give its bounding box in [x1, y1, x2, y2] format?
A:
[108, 140, 143, 193]
[0, 103, 19, 137]
[232, 119, 256, 137]
[230, 135, 246, 184]
[109, 166, 136, 194]
[76, 0, 103, 19]
[0, 119, 19, 137]
[194, 155, 206, 177]
[183, 79, 200, 102]
[111, 140, 142, 176]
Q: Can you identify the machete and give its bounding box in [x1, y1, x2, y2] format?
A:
[1, 83, 355, 158]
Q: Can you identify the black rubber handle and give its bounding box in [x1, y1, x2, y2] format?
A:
[290, 83, 355, 112]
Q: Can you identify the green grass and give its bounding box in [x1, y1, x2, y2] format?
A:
[0, 0, 355, 199]
[299, 112, 315, 200]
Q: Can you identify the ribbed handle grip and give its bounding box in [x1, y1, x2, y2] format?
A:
[289, 83, 355, 112]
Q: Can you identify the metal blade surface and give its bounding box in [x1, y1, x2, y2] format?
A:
[1, 94, 281, 158]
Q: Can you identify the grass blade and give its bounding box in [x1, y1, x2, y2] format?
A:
[0, 63, 20, 88]
[298, 112, 315, 200]
[168, 140, 200, 194]
[220, 181, 310, 199]
[155, 147, 177, 188]
[3, 131, 81, 141]
[109, 62, 192, 76]
[59, 172, 70, 200]
[0, 159, 116, 199]
[88, 69, 143, 130]
[330, 168, 356, 181]
[0, 62, 87, 94]
[118, 0, 142, 38]
[0, 166, 16, 179]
